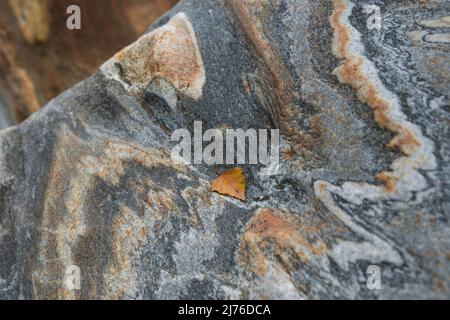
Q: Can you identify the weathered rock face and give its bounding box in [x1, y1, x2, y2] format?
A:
[0, 0, 449, 299]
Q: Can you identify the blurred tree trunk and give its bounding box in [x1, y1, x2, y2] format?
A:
[0, 0, 178, 125]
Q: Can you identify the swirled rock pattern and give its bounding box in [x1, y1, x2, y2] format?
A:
[0, 0, 449, 299]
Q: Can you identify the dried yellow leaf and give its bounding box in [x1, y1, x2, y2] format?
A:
[211, 167, 246, 201]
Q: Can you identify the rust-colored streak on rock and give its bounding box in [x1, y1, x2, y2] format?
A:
[328, 0, 434, 196]
[330, 0, 350, 59]
[376, 172, 398, 193]
[102, 206, 149, 300]
[330, 0, 422, 157]
[32, 132, 187, 299]
[239, 208, 328, 277]
[108, 12, 205, 100]
[227, 0, 297, 137]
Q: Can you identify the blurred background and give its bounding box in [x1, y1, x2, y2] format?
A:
[0, 0, 178, 129]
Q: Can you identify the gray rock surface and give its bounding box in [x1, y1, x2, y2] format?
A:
[0, 0, 449, 299]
